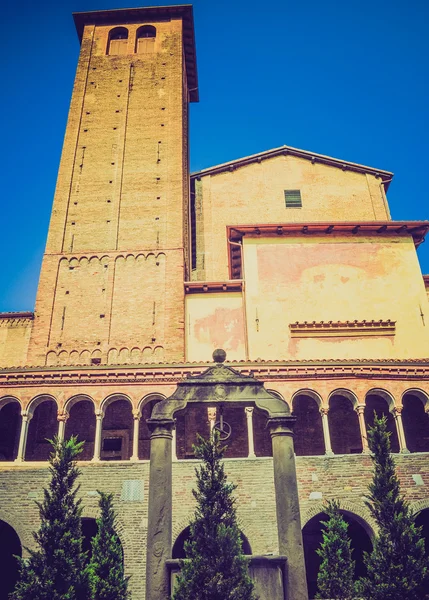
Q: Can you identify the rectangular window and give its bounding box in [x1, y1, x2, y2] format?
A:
[284, 189, 302, 208]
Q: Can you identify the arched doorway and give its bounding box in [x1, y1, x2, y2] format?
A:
[415, 508, 429, 557]
[402, 394, 429, 453]
[0, 400, 21, 460]
[101, 397, 133, 460]
[364, 394, 399, 453]
[138, 396, 164, 460]
[81, 517, 98, 560]
[0, 519, 22, 599]
[26, 398, 58, 461]
[328, 395, 362, 454]
[172, 525, 252, 559]
[303, 511, 373, 599]
[65, 399, 96, 461]
[292, 395, 325, 456]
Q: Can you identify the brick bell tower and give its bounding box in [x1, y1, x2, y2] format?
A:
[27, 6, 198, 367]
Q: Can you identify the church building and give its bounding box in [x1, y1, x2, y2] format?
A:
[0, 5, 428, 599]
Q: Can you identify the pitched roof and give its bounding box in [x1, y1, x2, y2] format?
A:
[191, 144, 394, 188]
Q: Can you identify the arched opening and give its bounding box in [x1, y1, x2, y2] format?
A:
[415, 508, 429, 556]
[402, 394, 429, 453]
[107, 27, 129, 56]
[328, 396, 362, 454]
[172, 525, 252, 559]
[136, 25, 156, 54]
[253, 406, 273, 457]
[138, 397, 163, 460]
[101, 398, 133, 460]
[364, 395, 399, 453]
[0, 400, 21, 460]
[26, 398, 58, 461]
[81, 517, 98, 560]
[303, 511, 372, 599]
[292, 395, 325, 456]
[65, 400, 96, 461]
[175, 404, 211, 460]
[0, 519, 22, 599]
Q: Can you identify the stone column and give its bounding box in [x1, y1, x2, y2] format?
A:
[15, 411, 32, 462]
[57, 412, 69, 442]
[131, 409, 140, 461]
[393, 407, 409, 453]
[355, 404, 369, 452]
[320, 407, 333, 456]
[92, 410, 103, 462]
[146, 419, 174, 600]
[245, 406, 256, 457]
[268, 416, 308, 600]
[208, 407, 216, 433]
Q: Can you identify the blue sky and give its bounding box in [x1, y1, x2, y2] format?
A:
[1, 0, 428, 312]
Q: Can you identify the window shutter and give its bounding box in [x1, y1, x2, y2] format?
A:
[284, 189, 302, 208]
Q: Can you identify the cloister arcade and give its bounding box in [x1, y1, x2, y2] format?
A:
[0, 386, 428, 462]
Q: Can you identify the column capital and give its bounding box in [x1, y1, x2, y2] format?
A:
[355, 404, 365, 415]
[245, 406, 254, 416]
[57, 411, 69, 422]
[267, 415, 297, 438]
[393, 405, 403, 415]
[147, 418, 175, 439]
[319, 407, 329, 416]
[95, 409, 103, 420]
[20, 411, 33, 422]
[132, 408, 141, 420]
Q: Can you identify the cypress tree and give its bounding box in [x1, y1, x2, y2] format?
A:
[173, 432, 257, 600]
[315, 500, 355, 600]
[357, 415, 429, 600]
[11, 436, 89, 600]
[87, 491, 130, 600]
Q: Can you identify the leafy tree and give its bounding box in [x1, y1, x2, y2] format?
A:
[11, 436, 89, 600]
[357, 415, 429, 600]
[315, 500, 355, 600]
[173, 432, 257, 600]
[87, 491, 130, 600]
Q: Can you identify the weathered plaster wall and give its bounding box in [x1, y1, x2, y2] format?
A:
[192, 155, 390, 282]
[186, 292, 246, 361]
[243, 235, 429, 360]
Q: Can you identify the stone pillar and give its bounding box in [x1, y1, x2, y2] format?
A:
[131, 409, 140, 461]
[268, 416, 308, 600]
[245, 406, 256, 457]
[208, 407, 216, 433]
[92, 410, 103, 461]
[393, 407, 409, 453]
[57, 412, 69, 442]
[15, 411, 32, 462]
[355, 404, 369, 452]
[171, 426, 178, 461]
[146, 419, 174, 600]
[320, 407, 333, 456]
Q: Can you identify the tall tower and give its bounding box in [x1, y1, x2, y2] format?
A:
[28, 6, 198, 367]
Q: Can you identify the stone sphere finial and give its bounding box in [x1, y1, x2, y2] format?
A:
[213, 348, 226, 363]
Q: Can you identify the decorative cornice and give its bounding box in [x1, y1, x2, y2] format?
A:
[191, 144, 393, 185]
[1, 359, 429, 387]
[290, 319, 396, 338]
[423, 275, 429, 288]
[0, 312, 34, 320]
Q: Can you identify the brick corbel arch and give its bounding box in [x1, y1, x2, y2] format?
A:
[0, 508, 29, 556]
[410, 498, 429, 516]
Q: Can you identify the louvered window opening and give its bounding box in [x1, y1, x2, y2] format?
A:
[284, 189, 302, 208]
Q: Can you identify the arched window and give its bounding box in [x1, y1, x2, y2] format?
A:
[107, 27, 129, 56]
[172, 526, 252, 559]
[136, 25, 156, 54]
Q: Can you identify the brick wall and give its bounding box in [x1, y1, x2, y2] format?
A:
[0, 452, 427, 599]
